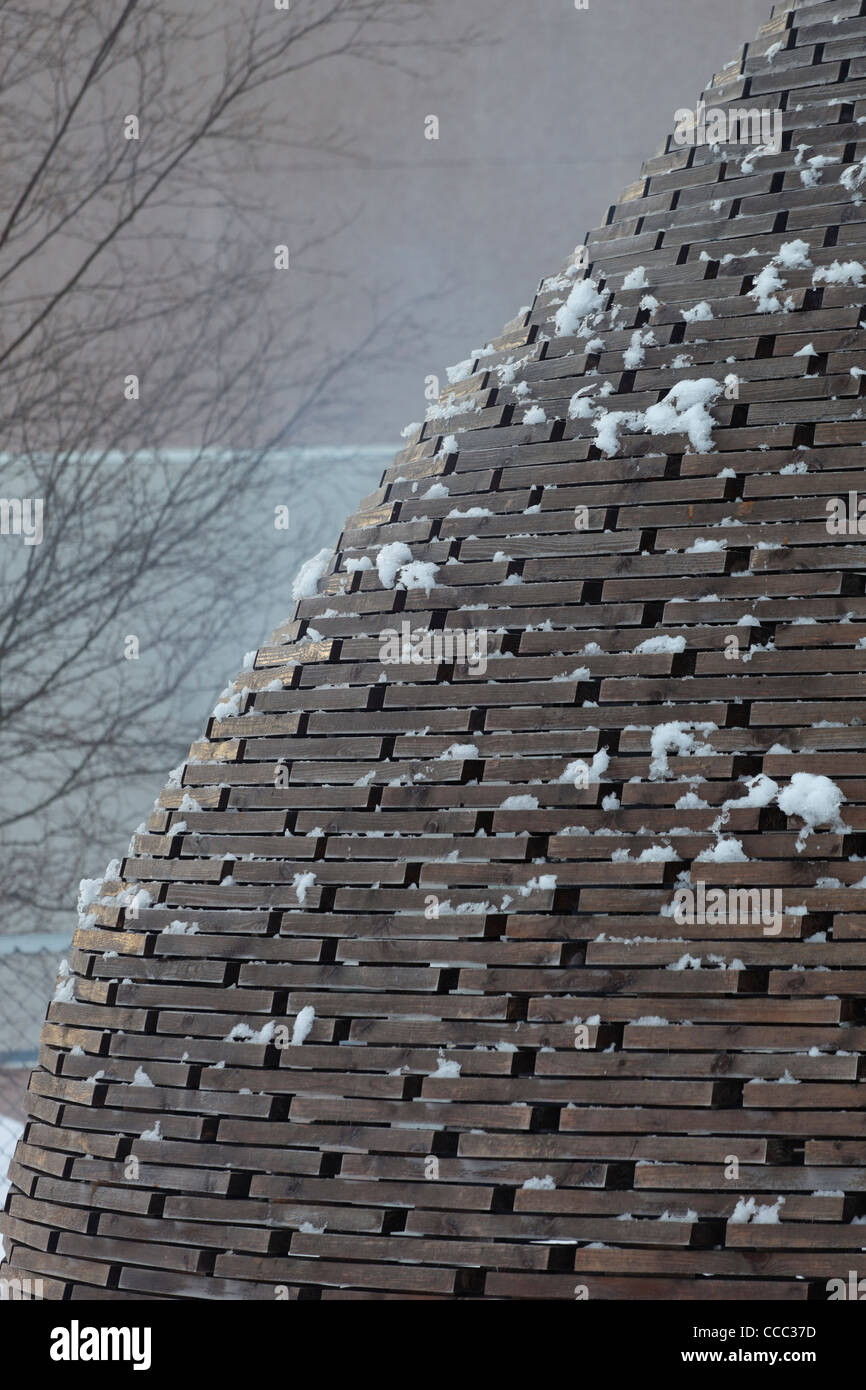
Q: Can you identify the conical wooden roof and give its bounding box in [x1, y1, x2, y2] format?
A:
[5, 0, 866, 1301]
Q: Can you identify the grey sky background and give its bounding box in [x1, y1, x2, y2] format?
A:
[275, 0, 773, 446]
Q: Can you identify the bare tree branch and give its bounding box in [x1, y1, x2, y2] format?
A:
[0, 0, 479, 931]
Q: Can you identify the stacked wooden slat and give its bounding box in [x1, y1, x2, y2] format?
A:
[3, 0, 866, 1299]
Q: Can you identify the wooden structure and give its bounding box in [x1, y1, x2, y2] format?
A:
[3, 0, 866, 1300]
